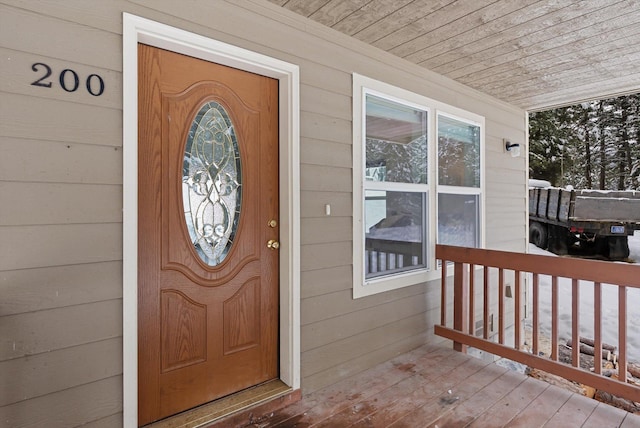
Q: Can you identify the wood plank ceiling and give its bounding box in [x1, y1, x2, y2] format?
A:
[268, 0, 640, 111]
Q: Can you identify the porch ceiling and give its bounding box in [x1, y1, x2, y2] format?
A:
[268, 0, 640, 111]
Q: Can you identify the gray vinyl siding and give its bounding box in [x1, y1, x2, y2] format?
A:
[0, 0, 527, 426]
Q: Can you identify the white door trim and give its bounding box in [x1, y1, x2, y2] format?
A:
[122, 13, 300, 427]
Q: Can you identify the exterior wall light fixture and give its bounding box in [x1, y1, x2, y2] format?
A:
[504, 139, 521, 157]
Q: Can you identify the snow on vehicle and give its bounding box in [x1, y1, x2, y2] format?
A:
[529, 180, 640, 260]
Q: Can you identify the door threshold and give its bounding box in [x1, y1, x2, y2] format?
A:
[144, 380, 299, 428]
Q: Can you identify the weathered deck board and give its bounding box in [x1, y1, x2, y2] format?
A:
[504, 383, 572, 427]
[581, 402, 629, 428]
[259, 344, 446, 427]
[425, 369, 527, 427]
[544, 393, 599, 427]
[216, 345, 640, 427]
[313, 352, 488, 427]
[387, 361, 507, 428]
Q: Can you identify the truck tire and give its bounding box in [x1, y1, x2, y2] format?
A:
[529, 222, 548, 249]
[529, 221, 547, 250]
[608, 236, 630, 260]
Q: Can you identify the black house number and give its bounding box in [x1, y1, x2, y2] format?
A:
[31, 62, 105, 96]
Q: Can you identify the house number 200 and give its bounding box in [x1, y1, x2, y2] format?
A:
[31, 62, 105, 97]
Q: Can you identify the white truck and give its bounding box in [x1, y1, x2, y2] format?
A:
[529, 181, 640, 260]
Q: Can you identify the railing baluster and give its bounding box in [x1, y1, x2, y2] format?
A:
[453, 261, 468, 353]
[551, 276, 559, 361]
[533, 273, 539, 356]
[469, 263, 475, 336]
[594, 282, 602, 375]
[619, 286, 627, 384]
[483, 266, 489, 340]
[515, 270, 521, 350]
[572, 278, 580, 368]
[497, 268, 504, 345]
[441, 260, 447, 326]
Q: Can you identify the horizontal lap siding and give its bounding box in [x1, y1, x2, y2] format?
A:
[301, 217, 352, 245]
[301, 285, 442, 354]
[300, 265, 352, 298]
[0, 261, 122, 316]
[0, 224, 122, 271]
[0, 2, 127, 425]
[0, 93, 122, 146]
[0, 137, 123, 184]
[301, 138, 352, 168]
[0, 46, 123, 109]
[301, 313, 430, 378]
[0, 376, 123, 428]
[0, 300, 121, 361]
[303, 332, 432, 392]
[0, 0, 526, 424]
[0, 182, 122, 225]
[301, 191, 351, 218]
[0, 338, 122, 406]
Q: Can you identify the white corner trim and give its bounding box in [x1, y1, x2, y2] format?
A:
[122, 13, 300, 427]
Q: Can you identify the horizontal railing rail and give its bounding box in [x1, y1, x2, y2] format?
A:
[435, 244, 640, 404]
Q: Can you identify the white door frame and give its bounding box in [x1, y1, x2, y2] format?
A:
[122, 13, 300, 427]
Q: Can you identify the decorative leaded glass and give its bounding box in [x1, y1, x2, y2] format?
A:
[182, 101, 241, 266]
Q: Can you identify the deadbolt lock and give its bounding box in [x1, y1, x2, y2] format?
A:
[268, 219, 277, 228]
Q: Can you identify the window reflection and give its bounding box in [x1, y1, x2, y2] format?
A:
[438, 116, 480, 188]
[366, 95, 428, 185]
[438, 193, 479, 248]
[365, 191, 426, 278]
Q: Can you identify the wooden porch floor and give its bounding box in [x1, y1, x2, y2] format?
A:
[215, 344, 640, 427]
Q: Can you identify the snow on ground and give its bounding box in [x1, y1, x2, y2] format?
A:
[526, 231, 640, 362]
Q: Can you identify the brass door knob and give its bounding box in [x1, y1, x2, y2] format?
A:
[267, 239, 280, 249]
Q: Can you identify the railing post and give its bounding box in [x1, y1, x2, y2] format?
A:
[453, 261, 468, 353]
[498, 268, 505, 345]
[441, 260, 447, 326]
[515, 270, 522, 350]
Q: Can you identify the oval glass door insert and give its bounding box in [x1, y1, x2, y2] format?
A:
[182, 101, 242, 266]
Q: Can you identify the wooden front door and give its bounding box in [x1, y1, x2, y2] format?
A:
[137, 44, 279, 426]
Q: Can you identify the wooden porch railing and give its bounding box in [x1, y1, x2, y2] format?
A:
[434, 244, 640, 404]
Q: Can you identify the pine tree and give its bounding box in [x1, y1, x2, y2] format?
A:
[529, 93, 640, 191]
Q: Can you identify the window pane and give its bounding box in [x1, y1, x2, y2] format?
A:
[438, 115, 480, 187]
[365, 190, 426, 278]
[366, 95, 427, 184]
[438, 193, 479, 247]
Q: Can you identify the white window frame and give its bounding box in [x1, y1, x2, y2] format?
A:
[436, 111, 485, 248]
[353, 74, 485, 299]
